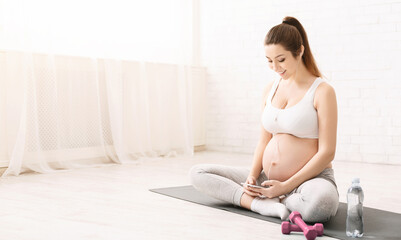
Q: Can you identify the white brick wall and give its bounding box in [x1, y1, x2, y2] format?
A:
[200, 0, 401, 164]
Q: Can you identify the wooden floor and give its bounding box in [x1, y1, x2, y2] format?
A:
[0, 150, 399, 240]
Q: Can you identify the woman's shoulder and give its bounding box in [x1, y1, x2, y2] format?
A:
[314, 78, 337, 107]
[263, 80, 276, 93]
[261, 78, 278, 108]
[262, 78, 279, 98]
[315, 78, 335, 95]
[263, 79, 276, 94]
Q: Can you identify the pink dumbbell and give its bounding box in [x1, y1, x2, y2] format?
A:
[289, 211, 317, 240]
[281, 221, 324, 236]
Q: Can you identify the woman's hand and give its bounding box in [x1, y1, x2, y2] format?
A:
[242, 175, 260, 197]
[248, 179, 292, 199]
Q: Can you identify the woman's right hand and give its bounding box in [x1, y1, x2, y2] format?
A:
[242, 175, 260, 197]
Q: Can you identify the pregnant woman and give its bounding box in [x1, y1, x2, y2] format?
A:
[189, 16, 339, 222]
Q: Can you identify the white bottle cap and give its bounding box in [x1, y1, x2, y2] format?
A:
[352, 178, 360, 184]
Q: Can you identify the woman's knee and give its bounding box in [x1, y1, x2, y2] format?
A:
[189, 164, 214, 187]
[301, 193, 339, 222]
[301, 185, 339, 222]
[285, 179, 339, 222]
[189, 164, 202, 186]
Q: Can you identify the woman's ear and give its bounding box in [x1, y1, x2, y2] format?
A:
[300, 45, 305, 58]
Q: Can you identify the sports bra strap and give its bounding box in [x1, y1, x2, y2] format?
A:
[266, 77, 324, 104]
[304, 78, 324, 100]
[267, 78, 281, 103]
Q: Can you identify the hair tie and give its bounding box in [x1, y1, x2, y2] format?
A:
[282, 20, 290, 25]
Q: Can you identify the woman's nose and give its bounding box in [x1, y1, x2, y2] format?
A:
[272, 62, 279, 71]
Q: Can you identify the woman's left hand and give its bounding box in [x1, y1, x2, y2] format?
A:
[249, 180, 291, 199]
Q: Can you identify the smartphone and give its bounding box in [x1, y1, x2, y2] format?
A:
[241, 182, 268, 189]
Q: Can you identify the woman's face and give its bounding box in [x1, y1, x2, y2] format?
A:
[264, 44, 303, 80]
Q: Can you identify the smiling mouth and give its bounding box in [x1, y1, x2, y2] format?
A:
[278, 70, 286, 74]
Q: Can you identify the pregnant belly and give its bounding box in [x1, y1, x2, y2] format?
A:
[262, 133, 320, 182]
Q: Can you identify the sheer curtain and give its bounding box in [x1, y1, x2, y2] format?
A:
[0, 0, 195, 176]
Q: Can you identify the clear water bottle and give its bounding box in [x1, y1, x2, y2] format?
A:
[346, 178, 364, 238]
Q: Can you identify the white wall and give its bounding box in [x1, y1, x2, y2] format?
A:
[0, 0, 192, 64]
[200, 0, 401, 164]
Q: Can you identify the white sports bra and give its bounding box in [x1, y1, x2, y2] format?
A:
[261, 77, 325, 139]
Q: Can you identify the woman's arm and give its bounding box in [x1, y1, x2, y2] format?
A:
[285, 82, 337, 191]
[243, 82, 274, 198]
[249, 126, 272, 178]
[248, 81, 274, 179]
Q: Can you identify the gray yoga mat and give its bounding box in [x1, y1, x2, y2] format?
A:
[150, 185, 401, 240]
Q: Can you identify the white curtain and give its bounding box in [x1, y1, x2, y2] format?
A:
[0, 0, 194, 176]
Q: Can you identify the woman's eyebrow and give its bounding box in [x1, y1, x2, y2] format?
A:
[265, 54, 284, 59]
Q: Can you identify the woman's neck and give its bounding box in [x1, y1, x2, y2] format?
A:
[286, 61, 315, 87]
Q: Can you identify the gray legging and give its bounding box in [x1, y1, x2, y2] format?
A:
[189, 164, 339, 222]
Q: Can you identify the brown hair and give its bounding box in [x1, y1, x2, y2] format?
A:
[264, 16, 322, 78]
